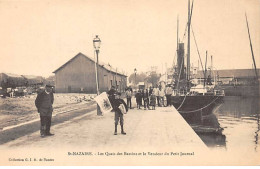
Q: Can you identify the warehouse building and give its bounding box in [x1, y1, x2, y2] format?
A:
[53, 52, 127, 93]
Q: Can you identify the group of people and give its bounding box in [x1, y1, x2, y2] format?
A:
[135, 88, 155, 110]
[34, 84, 174, 137]
[125, 85, 174, 111]
[107, 85, 174, 135]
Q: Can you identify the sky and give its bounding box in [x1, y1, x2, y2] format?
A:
[0, 0, 259, 77]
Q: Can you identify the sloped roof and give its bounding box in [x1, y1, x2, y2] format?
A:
[22, 75, 43, 80]
[195, 69, 260, 78]
[53, 52, 127, 77]
[2, 73, 23, 78]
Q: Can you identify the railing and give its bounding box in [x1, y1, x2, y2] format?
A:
[172, 88, 225, 96]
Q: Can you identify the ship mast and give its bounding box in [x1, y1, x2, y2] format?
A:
[245, 13, 258, 79]
[187, 0, 190, 87]
[177, 15, 179, 51]
[187, 0, 193, 89]
[210, 55, 213, 77]
[204, 51, 208, 87]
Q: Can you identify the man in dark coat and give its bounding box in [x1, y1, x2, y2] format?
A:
[107, 89, 128, 135]
[35, 85, 54, 137]
[135, 90, 142, 109]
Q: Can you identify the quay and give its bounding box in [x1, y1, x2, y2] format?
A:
[1, 104, 208, 165]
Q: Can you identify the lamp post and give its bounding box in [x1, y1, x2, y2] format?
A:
[134, 68, 137, 89]
[93, 35, 102, 115]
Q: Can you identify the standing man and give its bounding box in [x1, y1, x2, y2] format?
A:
[165, 85, 173, 106]
[143, 89, 150, 110]
[126, 88, 132, 109]
[153, 85, 160, 107]
[158, 87, 165, 107]
[35, 85, 54, 137]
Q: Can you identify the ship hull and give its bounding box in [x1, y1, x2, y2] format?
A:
[171, 95, 224, 122]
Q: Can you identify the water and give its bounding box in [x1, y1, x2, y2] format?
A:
[195, 96, 260, 153]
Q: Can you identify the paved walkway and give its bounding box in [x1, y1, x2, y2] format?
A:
[3, 105, 206, 147]
[1, 103, 209, 165]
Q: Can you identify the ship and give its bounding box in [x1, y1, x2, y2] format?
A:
[170, 0, 225, 120]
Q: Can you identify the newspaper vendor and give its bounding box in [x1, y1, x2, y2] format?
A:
[107, 87, 128, 135]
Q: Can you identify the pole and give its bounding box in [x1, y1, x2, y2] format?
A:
[177, 15, 179, 51]
[204, 51, 207, 87]
[135, 73, 136, 89]
[94, 50, 99, 94]
[96, 50, 100, 95]
[96, 50, 102, 115]
[245, 13, 258, 79]
[210, 55, 212, 77]
[187, 0, 193, 90]
[187, 0, 190, 84]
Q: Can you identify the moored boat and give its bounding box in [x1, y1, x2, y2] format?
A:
[170, 0, 225, 119]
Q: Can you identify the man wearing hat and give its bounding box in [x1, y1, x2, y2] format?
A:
[35, 84, 54, 137]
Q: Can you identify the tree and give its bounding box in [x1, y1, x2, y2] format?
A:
[128, 72, 147, 85]
[147, 72, 160, 87]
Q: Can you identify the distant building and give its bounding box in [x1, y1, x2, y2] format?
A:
[53, 52, 127, 93]
[137, 82, 145, 90]
[193, 69, 260, 85]
[0, 73, 25, 88]
[22, 75, 44, 86]
[45, 75, 55, 86]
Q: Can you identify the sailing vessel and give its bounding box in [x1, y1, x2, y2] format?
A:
[170, 0, 224, 119]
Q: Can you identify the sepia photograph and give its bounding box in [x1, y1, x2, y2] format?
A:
[0, 0, 259, 166]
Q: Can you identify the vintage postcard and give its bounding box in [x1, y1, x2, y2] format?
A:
[0, 0, 259, 166]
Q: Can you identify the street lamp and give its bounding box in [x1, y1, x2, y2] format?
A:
[134, 68, 137, 89]
[93, 35, 102, 115]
